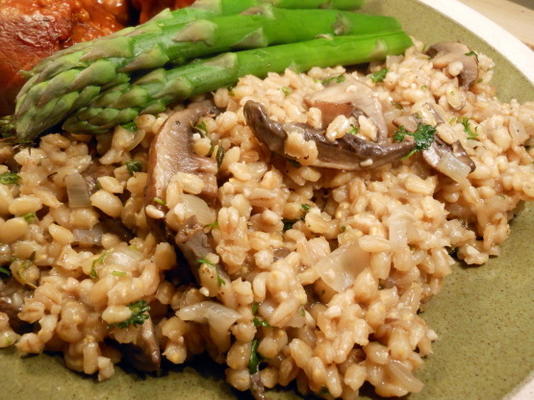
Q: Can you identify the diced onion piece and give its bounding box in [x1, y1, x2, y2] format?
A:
[386, 360, 424, 393]
[107, 247, 143, 267]
[65, 173, 91, 208]
[435, 152, 471, 183]
[312, 242, 370, 292]
[177, 301, 241, 335]
[73, 225, 103, 247]
[180, 194, 216, 226]
[388, 212, 409, 250]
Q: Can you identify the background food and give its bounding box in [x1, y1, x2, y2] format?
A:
[0, 0, 132, 115]
[0, 37, 533, 399]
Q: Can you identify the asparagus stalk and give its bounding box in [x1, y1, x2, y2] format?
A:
[63, 32, 412, 134]
[17, 0, 364, 117]
[29, 0, 364, 77]
[15, 7, 399, 142]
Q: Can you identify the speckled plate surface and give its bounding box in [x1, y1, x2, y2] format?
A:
[1, 1, 533, 399]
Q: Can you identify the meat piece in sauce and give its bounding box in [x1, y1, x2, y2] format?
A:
[0, 0, 127, 116]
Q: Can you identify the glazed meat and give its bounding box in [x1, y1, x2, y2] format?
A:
[0, 0, 127, 116]
[132, 0, 194, 23]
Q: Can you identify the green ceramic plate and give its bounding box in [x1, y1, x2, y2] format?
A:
[1, 1, 533, 399]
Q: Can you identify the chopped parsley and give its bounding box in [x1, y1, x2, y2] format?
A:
[282, 219, 297, 232]
[321, 74, 345, 85]
[465, 50, 479, 62]
[121, 121, 137, 132]
[281, 86, 292, 96]
[112, 270, 127, 277]
[253, 317, 270, 328]
[194, 120, 208, 136]
[301, 204, 311, 213]
[460, 117, 478, 140]
[0, 172, 21, 185]
[22, 212, 37, 223]
[125, 160, 143, 175]
[391, 101, 404, 110]
[153, 197, 166, 206]
[197, 258, 214, 266]
[204, 221, 219, 230]
[252, 302, 259, 315]
[288, 159, 301, 168]
[216, 274, 226, 287]
[347, 125, 359, 135]
[90, 250, 110, 279]
[369, 67, 388, 83]
[198, 258, 225, 286]
[216, 146, 225, 167]
[0, 266, 10, 277]
[393, 123, 436, 158]
[248, 339, 261, 374]
[113, 300, 150, 329]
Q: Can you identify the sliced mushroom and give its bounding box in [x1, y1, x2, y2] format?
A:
[306, 76, 388, 141]
[120, 318, 161, 372]
[145, 101, 218, 211]
[244, 101, 415, 171]
[174, 217, 229, 283]
[427, 42, 479, 88]
[422, 137, 475, 183]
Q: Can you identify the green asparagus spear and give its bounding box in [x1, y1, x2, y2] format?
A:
[63, 32, 412, 134]
[15, 7, 398, 142]
[29, 0, 364, 78]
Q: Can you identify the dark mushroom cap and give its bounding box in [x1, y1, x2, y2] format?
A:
[427, 42, 479, 88]
[244, 100, 414, 171]
[145, 100, 218, 212]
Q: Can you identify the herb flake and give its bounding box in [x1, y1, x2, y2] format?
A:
[197, 258, 214, 266]
[90, 250, 110, 279]
[393, 123, 436, 158]
[194, 120, 208, 136]
[125, 160, 143, 175]
[465, 50, 479, 62]
[22, 212, 37, 223]
[112, 270, 127, 277]
[252, 302, 259, 315]
[282, 219, 297, 232]
[216, 146, 225, 167]
[0, 266, 10, 277]
[121, 121, 137, 132]
[347, 125, 359, 135]
[281, 87, 292, 96]
[460, 117, 478, 140]
[153, 197, 166, 206]
[248, 339, 261, 374]
[204, 221, 219, 230]
[253, 317, 270, 328]
[0, 172, 21, 185]
[369, 67, 388, 83]
[321, 74, 345, 85]
[113, 300, 150, 329]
